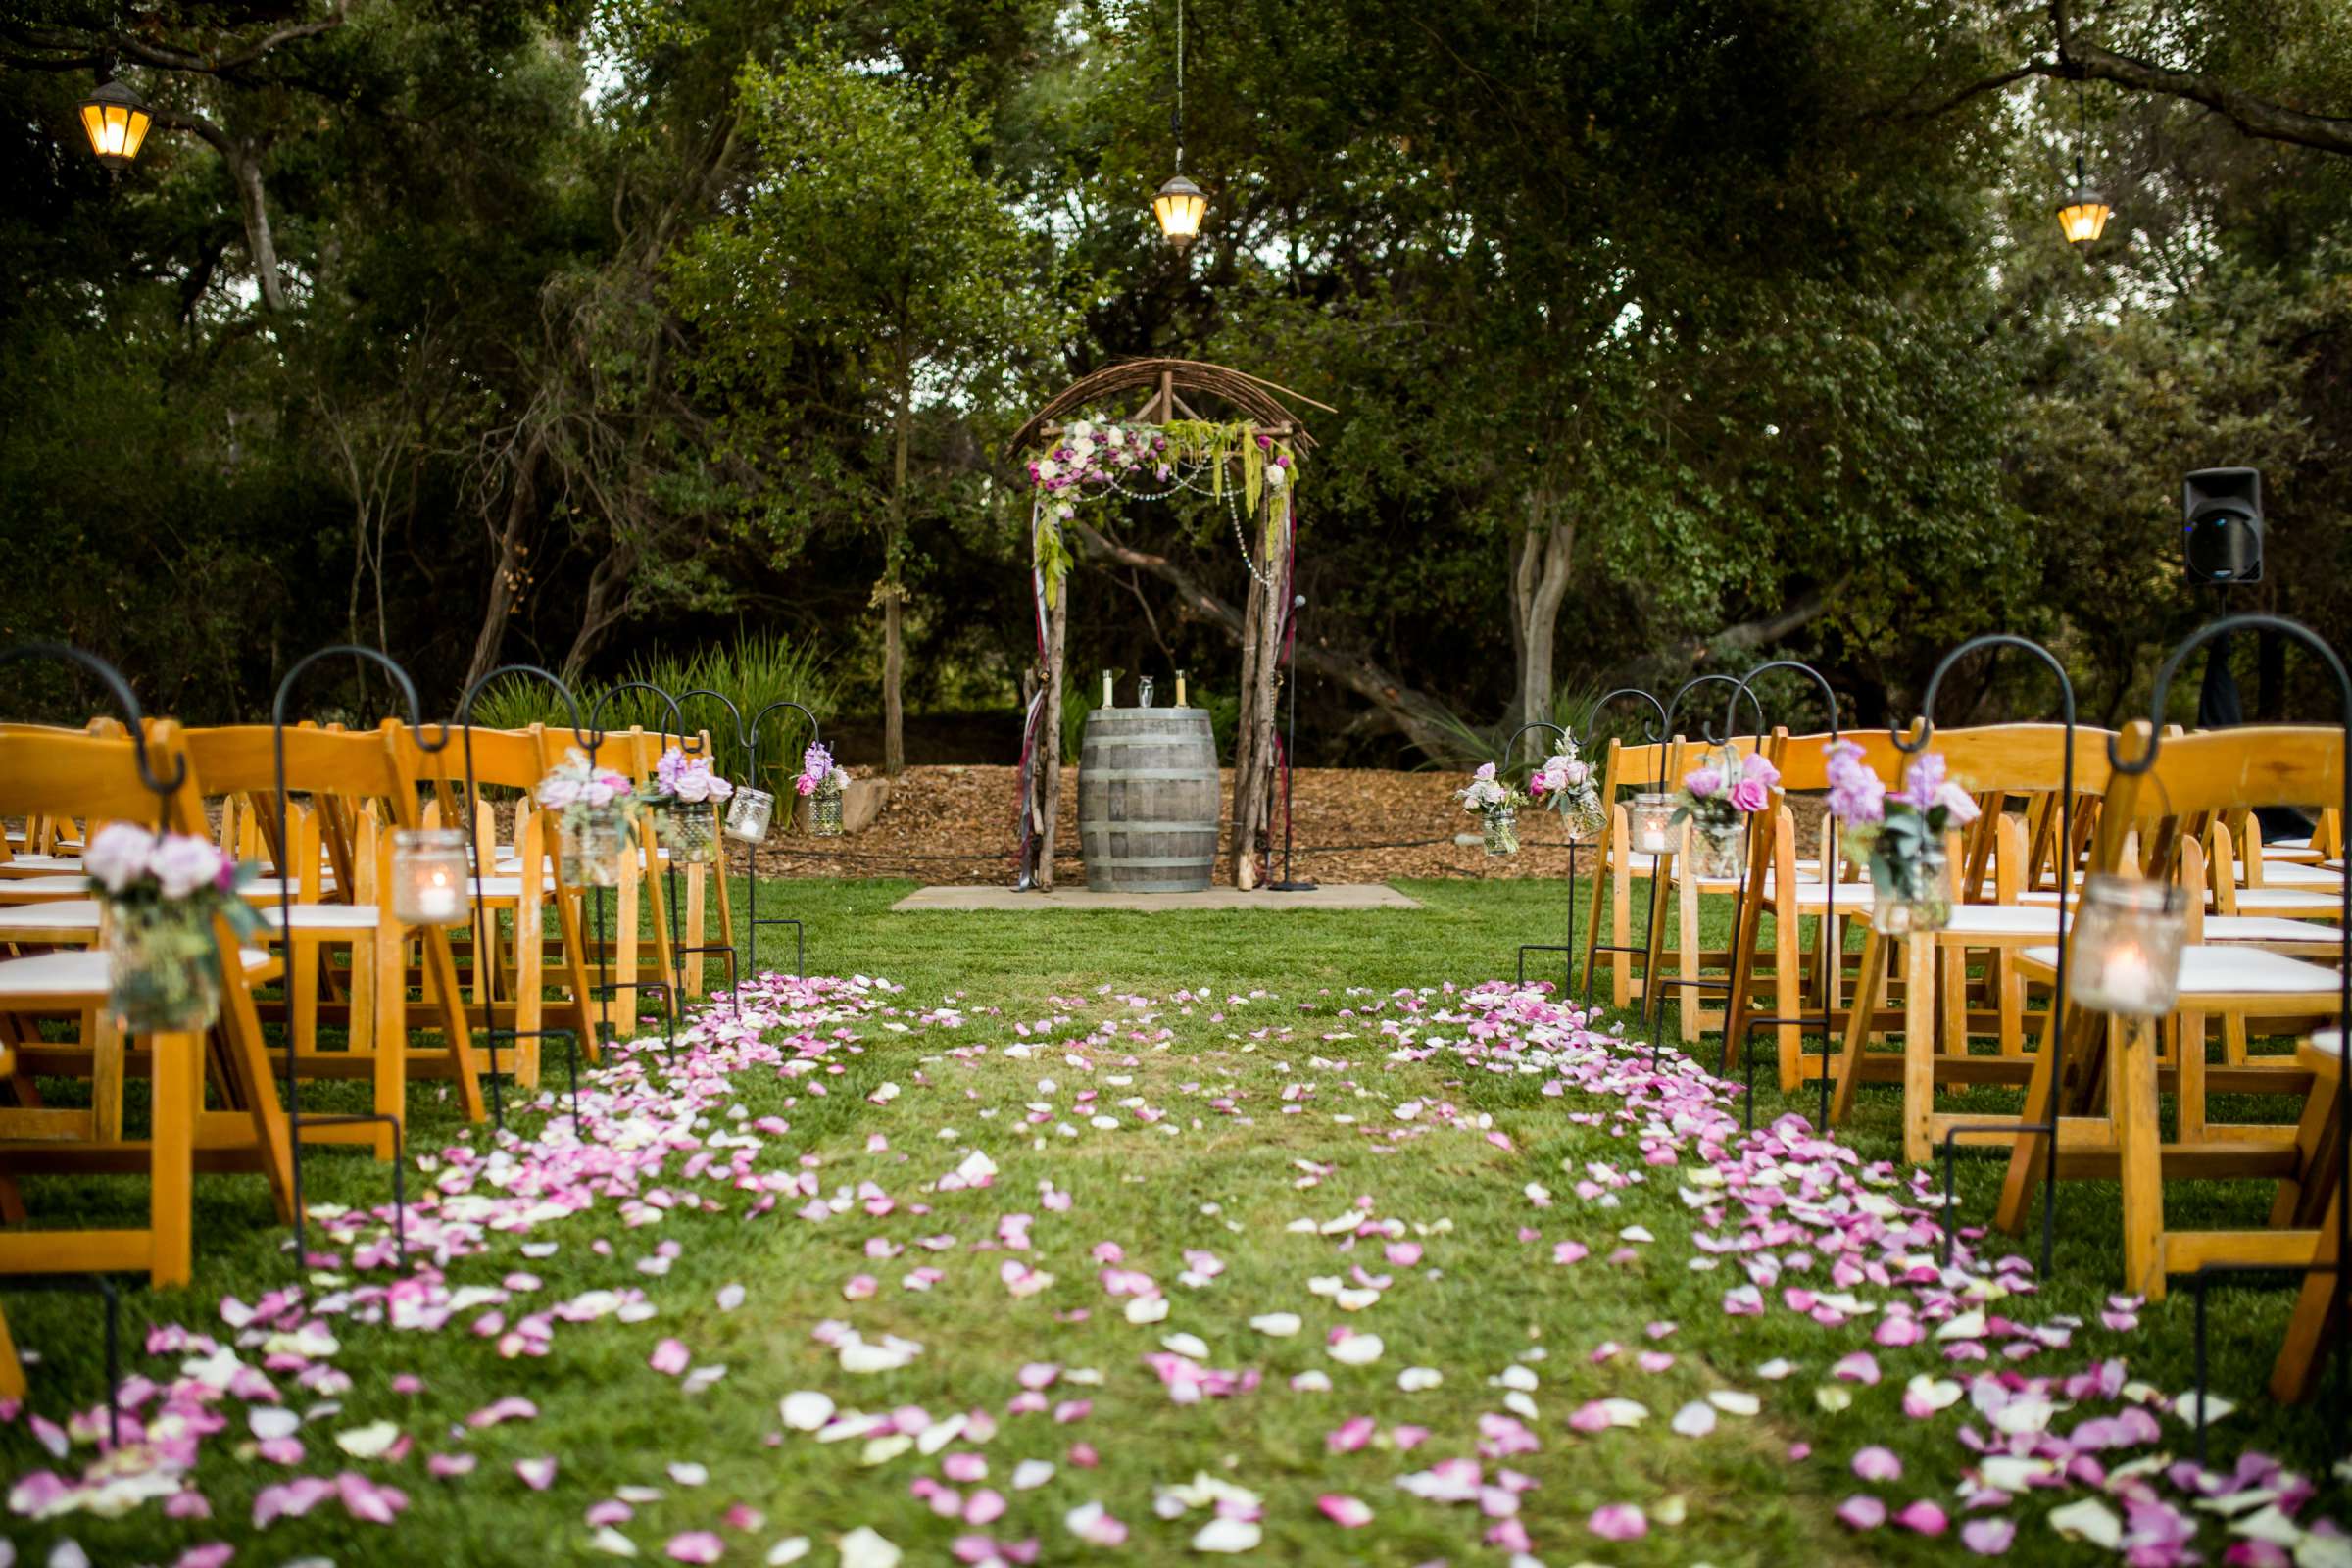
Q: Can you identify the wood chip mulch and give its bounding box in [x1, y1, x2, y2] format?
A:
[745, 765, 1602, 886]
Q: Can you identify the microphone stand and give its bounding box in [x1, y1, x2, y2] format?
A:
[1267, 593, 1317, 891]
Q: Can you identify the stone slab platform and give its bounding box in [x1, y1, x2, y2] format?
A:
[891, 883, 1420, 913]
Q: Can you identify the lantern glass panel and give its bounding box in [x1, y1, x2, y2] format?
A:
[2066, 873, 2186, 1016]
[391, 829, 470, 926]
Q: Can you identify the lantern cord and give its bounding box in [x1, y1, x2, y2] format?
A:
[1174, 0, 1185, 171]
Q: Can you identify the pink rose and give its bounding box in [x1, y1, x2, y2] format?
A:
[795, 775, 817, 797]
[1934, 781, 1981, 825]
[1729, 776, 1772, 813]
[150, 834, 227, 901]
[1684, 766, 1724, 801]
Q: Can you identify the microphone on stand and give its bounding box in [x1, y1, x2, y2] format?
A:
[1268, 593, 1317, 892]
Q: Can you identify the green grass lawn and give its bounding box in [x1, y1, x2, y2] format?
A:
[0, 874, 2341, 1566]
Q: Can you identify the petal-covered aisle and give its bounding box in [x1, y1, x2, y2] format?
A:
[4, 974, 2343, 1567]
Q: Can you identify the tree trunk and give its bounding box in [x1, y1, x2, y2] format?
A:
[465, 439, 540, 695]
[1509, 497, 1576, 760]
[883, 361, 912, 776]
[229, 143, 288, 315]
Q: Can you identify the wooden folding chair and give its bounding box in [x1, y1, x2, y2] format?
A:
[178, 723, 486, 1142]
[1644, 733, 1776, 1039]
[1992, 722, 2346, 1299]
[0, 725, 297, 1395]
[2270, 1028, 2347, 1402]
[1824, 724, 2118, 1162]
[399, 723, 600, 1088]
[1723, 727, 1915, 1091]
[1582, 738, 1678, 1011]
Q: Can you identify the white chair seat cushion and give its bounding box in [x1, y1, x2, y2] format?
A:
[469, 876, 558, 899]
[2, 855, 82, 873]
[0, 875, 101, 902]
[2252, 863, 2344, 889]
[0, 946, 270, 999]
[2204, 915, 2342, 945]
[1938, 905, 2060, 937]
[2020, 944, 2345, 998]
[2223, 887, 2344, 915]
[0, 899, 102, 932]
[2314, 1028, 2341, 1055]
[259, 904, 381, 932]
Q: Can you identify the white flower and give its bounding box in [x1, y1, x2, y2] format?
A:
[1035, 459, 1059, 481]
[1263, 464, 1287, 488]
[83, 822, 157, 897]
[150, 834, 226, 900]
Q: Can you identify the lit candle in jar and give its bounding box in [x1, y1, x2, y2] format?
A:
[1175, 669, 1189, 708]
[2098, 945, 2155, 1010]
[416, 868, 460, 920]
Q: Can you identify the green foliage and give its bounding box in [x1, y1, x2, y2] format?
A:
[467, 633, 835, 790]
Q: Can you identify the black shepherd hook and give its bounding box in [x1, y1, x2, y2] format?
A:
[671, 687, 750, 1014]
[1580, 687, 1670, 1007]
[2138, 615, 2352, 1463]
[1892, 635, 2077, 1284]
[745, 700, 823, 982]
[1723, 661, 1843, 1134]
[1502, 719, 1587, 998]
[1641, 675, 1772, 1037]
[0, 643, 185, 802]
[0, 644, 176, 1444]
[270, 645, 450, 1275]
[430, 665, 602, 1134]
[585, 680, 689, 1059]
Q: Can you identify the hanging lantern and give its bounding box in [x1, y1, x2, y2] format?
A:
[2056, 80, 2111, 248]
[2057, 180, 2112, 247]
[2066, 874, 2186, 1016]
[1153, 172, 1207, 251]
[78, 78, 154, 170]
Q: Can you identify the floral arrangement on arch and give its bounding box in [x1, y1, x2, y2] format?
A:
[1026, 417, 1298, 604]
[1826, 743, 1981, 932]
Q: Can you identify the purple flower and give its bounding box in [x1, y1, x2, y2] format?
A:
[1894, 752, 1947, 809]
[1824, 741, 1886, 827]
[1683, 766, 1724, 801]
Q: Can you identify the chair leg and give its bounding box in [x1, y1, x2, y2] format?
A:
[149, 1028, 199, 1288]
[1902, 936, 1936, 1165]
[2268, 1186, 2343, 1403]
[2116, 1015, 2168, 1300]
[0, 1302, 23, 1400]
[2177, 1010, 2208, 1146]
[1994, 1006, 2065, 1235]
[368, 933, 406, 1162]
[1775, 909, 1802, 1093]
[685, 864, 708, 996]
[1676, 862, 1701, 1038]
[1829, 927, 1886, 1126]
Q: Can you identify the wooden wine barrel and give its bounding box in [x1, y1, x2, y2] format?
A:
[1077, 706, 1219, 892]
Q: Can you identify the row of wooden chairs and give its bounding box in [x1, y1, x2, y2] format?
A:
[0, 717, 740, 1396]
[1574, 717, 2344, 1404]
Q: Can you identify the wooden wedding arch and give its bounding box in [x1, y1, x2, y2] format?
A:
[1009, 358, 1333, 890]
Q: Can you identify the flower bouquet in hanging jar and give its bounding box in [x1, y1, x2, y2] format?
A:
[1529, 738, 1604, 842]
[1668, 744, 1777, 879]
[1457, 763, 1529, 857]
[84, 823, 265, 1033]
[643, 746, 732, 866]
[797, 742, 850, 838]
[1825, 742, 1978, 937]
[535, 749, 637, 887]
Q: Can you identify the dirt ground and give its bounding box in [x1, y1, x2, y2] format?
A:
[745, 765, 1603, 886]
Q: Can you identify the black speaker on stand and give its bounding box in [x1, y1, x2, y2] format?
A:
[2183, 466, 2264, 584]
[1267, 593, 1317, 892]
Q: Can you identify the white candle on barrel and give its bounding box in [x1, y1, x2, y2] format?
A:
[1102, 670, 1114, 708]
